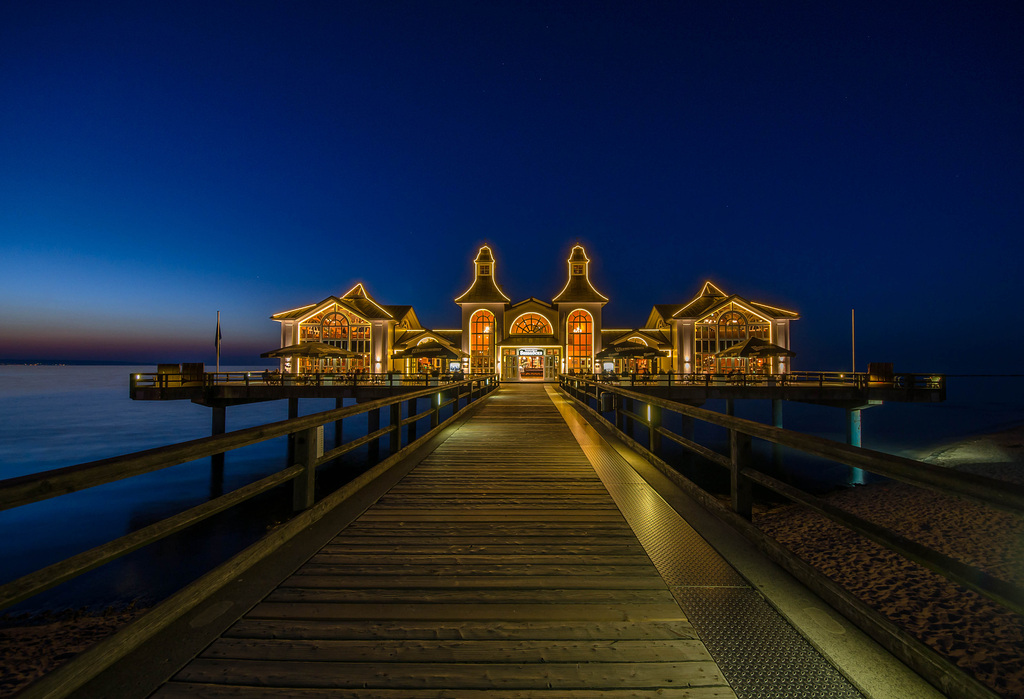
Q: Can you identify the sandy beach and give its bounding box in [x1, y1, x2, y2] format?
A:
[2, 425, 1023, 697]
[756, 423, 1024, 698]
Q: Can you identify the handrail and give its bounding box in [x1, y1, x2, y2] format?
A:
[3, 378, 491, 512]
[558, 375, 1024, 616]
[130, 371, 492, 390]
[0, 375, 498, 615]
[564, 370, 945, 391]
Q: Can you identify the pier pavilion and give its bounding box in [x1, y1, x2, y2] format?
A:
[269, 244, 799, 381]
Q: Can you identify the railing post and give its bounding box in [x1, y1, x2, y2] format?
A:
[334, 398, 344, 448]
[615, 393, 624, 432]
[730, 428, 753, 520]
[293, 426, 317, 511]
[368, 407, 380, 461]
[407, 396, 418, 442]
[390, 401, 401, 454]
[648, 403, 662, 455]
[431, 391, 440, 429]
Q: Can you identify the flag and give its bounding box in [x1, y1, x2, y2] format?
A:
[215, 311, 222, 372]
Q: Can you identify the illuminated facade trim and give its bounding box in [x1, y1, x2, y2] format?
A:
[270, 245, 798, 378]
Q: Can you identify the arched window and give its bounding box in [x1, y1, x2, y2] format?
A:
[718, 311, 747, 349]
[321, 312, 348, 344]
[470, 310, 495, 374]
[510, 313, 552, 335]
[566, 310, 593, 372]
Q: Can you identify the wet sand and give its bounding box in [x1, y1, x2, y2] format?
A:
[756, 423, 1024, 698]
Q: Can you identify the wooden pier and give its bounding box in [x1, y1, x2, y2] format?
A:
[150, 384, 733, 697]
[9, 376, 1010, 698]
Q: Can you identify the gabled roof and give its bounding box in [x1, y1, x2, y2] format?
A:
[271, 283, 397, 323]
[645, 305, 681, 329]
[603, 328, 672, 350]
[454, 245, 511, 304]
[669, 281, 799, 321]
[508, 297, 555, 311]
[340, 283, 393, 320]
[392, 328, 462, 351]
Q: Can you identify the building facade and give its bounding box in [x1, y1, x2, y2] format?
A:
[270, 244, 798, 379]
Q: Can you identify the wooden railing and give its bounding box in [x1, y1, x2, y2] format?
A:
[130, 370, 487, 391]
[0, 375, 498, 614]
[567, 370, 946, 391]
[559, 374, 1022, 699]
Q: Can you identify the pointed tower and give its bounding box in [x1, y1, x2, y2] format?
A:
[552, 245, 607, 373]
[455, 245, 509, 374]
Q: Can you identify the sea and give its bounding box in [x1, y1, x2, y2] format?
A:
[1, 365, 1023, 616]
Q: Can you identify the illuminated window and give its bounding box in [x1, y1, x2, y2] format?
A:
[300, 306, 370, 371]
[470, 309, 495, 374]
[693, 304, 772, 373]
[510, 313, 553, 335]
[566, 310, 593, 372]
[479, 264, 490, 275]
[321, 312, 348, 343]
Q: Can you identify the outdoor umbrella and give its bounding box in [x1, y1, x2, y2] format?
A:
[714, 337, 796, 359]
[260, 342, 359, 359]
[394, 344, 467, 360]
[596, 341, 665, 359]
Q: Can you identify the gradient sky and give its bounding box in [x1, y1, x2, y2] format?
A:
[1, 1, 1021, 372]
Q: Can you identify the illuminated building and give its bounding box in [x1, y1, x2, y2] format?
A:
[270, 245, 797, 379]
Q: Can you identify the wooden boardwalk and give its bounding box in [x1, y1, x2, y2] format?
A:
[154, 383, 735, 698]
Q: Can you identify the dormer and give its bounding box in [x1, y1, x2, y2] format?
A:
[552, 244, 608, 305]
[454, 245, 510, 305]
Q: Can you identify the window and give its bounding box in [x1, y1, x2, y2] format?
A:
[470, 309, 495, 374]
[566, 310, 593, 372]
[510, 313, 552, 335]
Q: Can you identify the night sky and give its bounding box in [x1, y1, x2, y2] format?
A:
[2, 2, 1021, 373]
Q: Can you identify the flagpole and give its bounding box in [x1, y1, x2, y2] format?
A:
[216, 311, 221, 373]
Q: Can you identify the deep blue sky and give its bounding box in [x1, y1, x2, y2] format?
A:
[2, 1, 1021, 372]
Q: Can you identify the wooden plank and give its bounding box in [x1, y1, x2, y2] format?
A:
[154, 684, 737, 698]
[223, 618, 700, 641]
[316, 543, 647, 555]
[295, 564, 661, 577]
[225, 618, 701, 642]
[262, 588, 678, 605]
[246, 602, 687, 621]
[307, 553, 654, 565]
[280, 575, 668, 589]
[171, 659, 727, 689]
[200, 638, 712, 663]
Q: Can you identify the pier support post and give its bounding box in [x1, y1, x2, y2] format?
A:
[847, 407, 865, 485]
[334, 397, 344, 449]
[210, 405, 225, 498]
[771, 399, 784, 474]
[725, 399, 735, 417]
[730, 428, 753, 520]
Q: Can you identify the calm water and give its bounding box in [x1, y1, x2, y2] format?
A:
[1, 366, 1022, 613]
